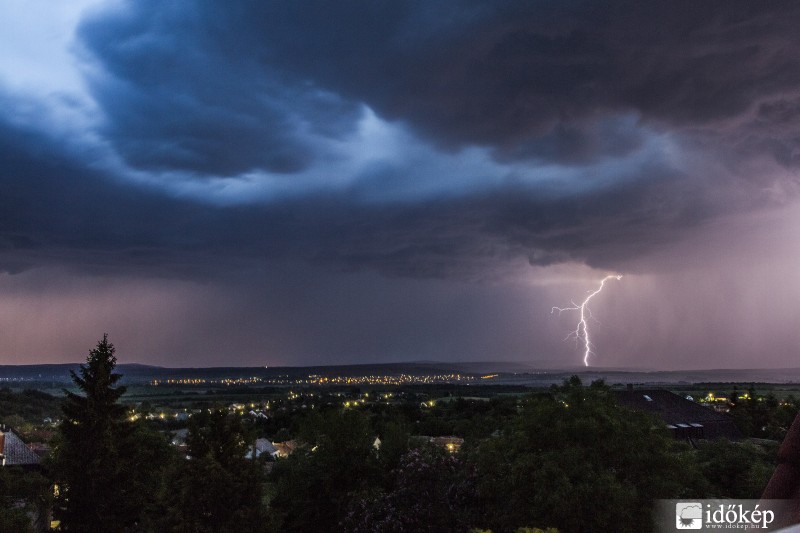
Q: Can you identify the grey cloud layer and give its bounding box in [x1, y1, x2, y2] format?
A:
[78, 1, 800, 169]
[3, 1, 800, 280]
[4, 1, 800, 367]
[0, 112, 706, 279]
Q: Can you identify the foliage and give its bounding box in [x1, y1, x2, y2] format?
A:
[471, 377, 704, 533]
[415, 396, 518, 439]
[0, 388, 60, 425]
[152, 409, 270, 533]
[470, 526, 559, 532]
[50, 335, 173, 532]
[729, 385, 798, 439]
[34, 361, 788, 532]
[375, 420, 411, 471]
[0, 467, 52, 533]
[270, 409, 381, 532]
[344, 445, 479, 533]
[695, 439, 777, 498]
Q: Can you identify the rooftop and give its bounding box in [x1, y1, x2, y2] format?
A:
[614, 389, 742, 440]
[0, 428, 41, 466]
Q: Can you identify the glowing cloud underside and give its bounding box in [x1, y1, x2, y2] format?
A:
[551, 275, 622, 366]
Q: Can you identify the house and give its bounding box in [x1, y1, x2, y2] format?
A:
[0, 425, 41, 467]
[246, 438, 279, 460]
[273, 440, 299, 458]
[614, 389, 742, 440]
[169, 428, 190, 456]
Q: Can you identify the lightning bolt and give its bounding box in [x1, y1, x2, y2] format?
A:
[551, 275, 622, 366]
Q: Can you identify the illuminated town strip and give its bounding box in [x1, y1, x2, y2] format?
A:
[149, 373, 485, 387]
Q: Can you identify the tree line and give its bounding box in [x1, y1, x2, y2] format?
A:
[0, 337, 789, 532]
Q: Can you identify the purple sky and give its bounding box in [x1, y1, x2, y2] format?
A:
[1, 1, 799, 369]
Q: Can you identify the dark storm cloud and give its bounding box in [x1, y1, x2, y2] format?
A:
[0, 107, 701, 282]
[204, 0, 800, 157]
[77, 0, 800, 175]
[6, 1, 800, 367]
[0, 104, 239, 275]
[3, 0, 800, 282]
[76, 2, 362, 176]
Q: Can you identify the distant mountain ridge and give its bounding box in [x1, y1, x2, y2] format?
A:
[0, 361, 528, 380]
[1, 362, 800, 385]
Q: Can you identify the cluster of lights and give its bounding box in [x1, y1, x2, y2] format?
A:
[309, 373, 475, 386]
[703, 392, 726, 403]
[133, 412, 186, 421]
[150, 376, 263, 386]
[150, 373, 478, 387]
[702, 391, 759, 404]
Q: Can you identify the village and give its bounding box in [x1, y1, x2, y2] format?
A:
[2, 366, 799, 531]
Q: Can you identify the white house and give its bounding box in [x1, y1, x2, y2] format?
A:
[246, 438, 279, 460]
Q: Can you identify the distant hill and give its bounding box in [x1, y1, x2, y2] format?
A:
[0, 364, 83, 382]
[1, 362, 800, 386]
[0, 363, 164, 384]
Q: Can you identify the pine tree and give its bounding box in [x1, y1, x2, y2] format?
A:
[51, 335, 135, 532]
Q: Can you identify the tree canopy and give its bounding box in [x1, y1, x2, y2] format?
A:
[470, 378, 705, 533]
[51, 335, 172, 532]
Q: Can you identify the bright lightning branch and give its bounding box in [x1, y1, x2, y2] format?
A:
[551, 275, 622, 366]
